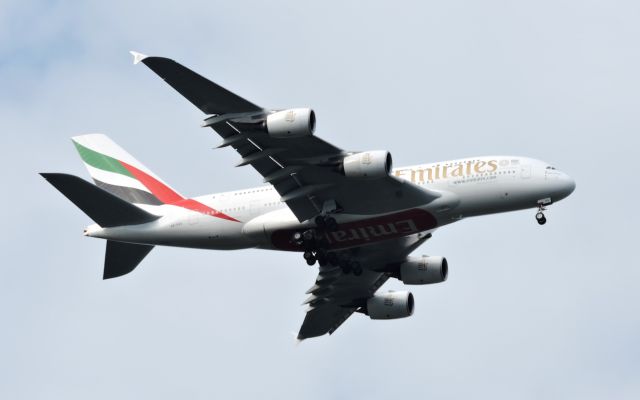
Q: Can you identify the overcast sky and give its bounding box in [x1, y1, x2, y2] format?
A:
[1, 0, 639, 398]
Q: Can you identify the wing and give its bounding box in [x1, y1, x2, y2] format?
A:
[133, 52, 441, 222]
[130, 51, 262, 115]
[298, 232, 431, 340]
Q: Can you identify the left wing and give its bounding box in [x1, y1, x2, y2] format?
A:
[298, 232, 431, 340]
[132, 52, 442, 222]
[298, 268, 388, 339]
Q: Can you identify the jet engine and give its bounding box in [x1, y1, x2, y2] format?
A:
[343, 150, 392, 179]
[399, 256, 448, 285]
[266, 108, 316, 138]
[366, 291, 414, 320]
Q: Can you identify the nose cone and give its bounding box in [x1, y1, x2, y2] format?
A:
[564, 174, 576, 195]
[554, 172, 576, 201]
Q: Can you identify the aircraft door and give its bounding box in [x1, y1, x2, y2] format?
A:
[520, 164, 532, 179]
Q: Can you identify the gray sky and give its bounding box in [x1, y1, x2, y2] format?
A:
[1, 0, 639, 398]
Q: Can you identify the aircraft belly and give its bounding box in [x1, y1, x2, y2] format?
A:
[451, 176, 547, 217]
[89, 214, 257, 250]
[267, 208, 439, 251]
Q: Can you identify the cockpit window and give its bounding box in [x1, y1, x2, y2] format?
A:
[546, 166, 556, 170]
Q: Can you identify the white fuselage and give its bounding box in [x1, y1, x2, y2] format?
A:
[86, 156, 575, 251]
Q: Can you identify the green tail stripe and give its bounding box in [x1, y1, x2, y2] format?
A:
[73, 140, 134, 178]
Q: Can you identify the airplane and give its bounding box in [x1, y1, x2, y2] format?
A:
[40, 51, 576, 340]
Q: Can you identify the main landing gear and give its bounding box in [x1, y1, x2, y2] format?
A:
[291, 215, 363, 276]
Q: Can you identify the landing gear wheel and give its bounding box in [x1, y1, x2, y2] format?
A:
[303, 251, 314, 260]
[314, 215, 326, 230]
[306, 257, 317, 266]
[535, 211, 546, 225]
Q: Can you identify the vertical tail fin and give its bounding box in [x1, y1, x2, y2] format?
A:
[70, 133, 239, 222]
[72, 133, 183, 206]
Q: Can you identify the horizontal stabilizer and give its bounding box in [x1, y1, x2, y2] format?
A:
[104, 240, 153, 279]
[132, 53, 262, 115]
[40, 173, 159, 227]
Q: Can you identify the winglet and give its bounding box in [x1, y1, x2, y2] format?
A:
[129, 50, 148, 65]
[291, 331, 304, 345]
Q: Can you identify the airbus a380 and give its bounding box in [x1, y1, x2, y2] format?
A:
[41, 52, 576, 340]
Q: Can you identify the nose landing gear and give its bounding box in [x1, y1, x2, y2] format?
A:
[535, 199, 551, 225]
[535, 210, 547, 225]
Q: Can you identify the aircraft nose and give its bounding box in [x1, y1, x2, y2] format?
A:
[565, 174, 576, 195]
[557, 172, 576, 199]
[542, 164, 576, 202]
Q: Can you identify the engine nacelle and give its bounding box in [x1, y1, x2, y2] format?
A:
[366, 291, 414, 320]
[343, 150, 392, 179]
[266, 108, 316, 138]
[399, 256, 448, 285]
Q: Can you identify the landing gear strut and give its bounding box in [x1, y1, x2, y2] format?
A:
[291, 215, 363, 275]
[292, 214, 337, 266]
[535, 198, 552, 225]
[535, 206, 547, 225]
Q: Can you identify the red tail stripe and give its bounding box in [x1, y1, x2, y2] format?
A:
[120, 161, 183, 203]
[172, 199, 240, 222]
[119, 161, 239, 222]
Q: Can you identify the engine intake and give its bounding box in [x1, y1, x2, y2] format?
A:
[366, 291, 414, 320]
[343, 150, 392, 179]
[399, 256, 448, 285]
[266, 108, 316, 138]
